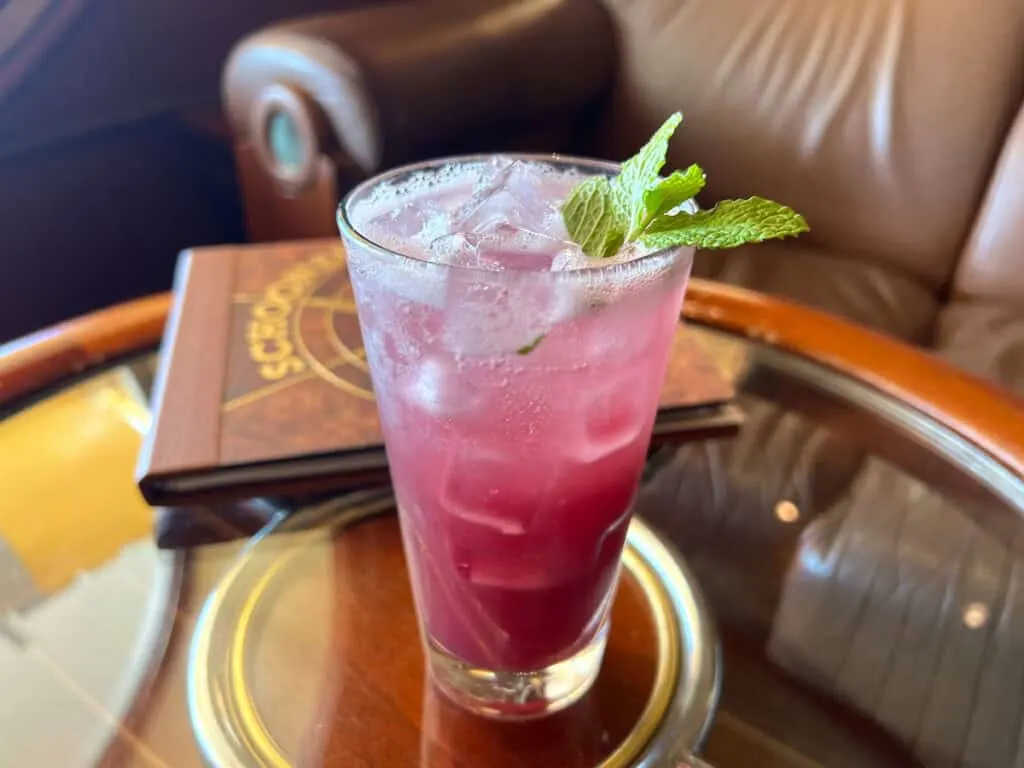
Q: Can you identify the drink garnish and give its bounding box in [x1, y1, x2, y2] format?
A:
[517, 334, 546, 355]
[561, 112, 808, 258]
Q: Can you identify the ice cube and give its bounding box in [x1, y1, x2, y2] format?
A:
[462, 552, 563, 590]
[362, 198, 449, 247]
[548, 243, 662, 323]
[449, 507, 526, 536]
[430, 232, 490, 269]
[404, 357, 480, 417]
[429, 229, 558, 271]
[432, 223, 583, 353]
[454, 522, 585, 591]
[452, 226, 565, 271]
[451, 159, 558, 235]
[552, 241, 652, 271]
[480, 225, 564, 270]
[439, 446, 535, 537]
[441, 280, 552, 356]
[571, 377, 649, 463]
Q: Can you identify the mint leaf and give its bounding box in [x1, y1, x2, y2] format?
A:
[561, 175, 627, 259]
[560, 111, 809, 258]
[561, 112, 685, 256]
[517, 334, 546, 355]
[641, 164, 706, 221]
[614, 112, 683, 239]
[640, 197, 809, 250]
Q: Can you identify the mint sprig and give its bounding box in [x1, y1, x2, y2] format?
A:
[561, 112, 808, 258]
[642, 196, 809, 249]
[558, 176, 626, 261]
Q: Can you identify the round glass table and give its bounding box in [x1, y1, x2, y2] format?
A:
[1, 280, 1022, 768]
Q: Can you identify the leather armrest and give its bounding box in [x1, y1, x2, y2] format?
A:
[223, 0, 616, 185]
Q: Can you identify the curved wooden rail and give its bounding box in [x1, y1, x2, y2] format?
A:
[2, 282, 1022, 479]
[0, 293, 170, 405]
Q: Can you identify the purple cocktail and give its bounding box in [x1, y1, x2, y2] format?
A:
[338, 155, 692, 718]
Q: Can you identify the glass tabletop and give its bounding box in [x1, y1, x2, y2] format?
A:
[2, 318, 1022, 768]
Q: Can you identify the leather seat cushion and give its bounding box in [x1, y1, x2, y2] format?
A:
[692, 242, 939, 343]
[934, 300, 1024, 396]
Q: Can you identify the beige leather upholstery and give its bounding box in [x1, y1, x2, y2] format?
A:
[953, 102, 1024, 305]
[691, 241, 939, 342]
[937, 302, 1024, 396]
[597, 0, 1024, 290]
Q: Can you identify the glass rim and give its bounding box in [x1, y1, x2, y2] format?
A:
[335, 152, 692, 279]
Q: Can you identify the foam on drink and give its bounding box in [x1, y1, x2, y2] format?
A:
[350, 157, 580, 259]
[347, 156, 674, 358]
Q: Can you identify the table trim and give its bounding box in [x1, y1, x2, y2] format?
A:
[2, 282, 1021, 479]
[0, 293, 168, 405]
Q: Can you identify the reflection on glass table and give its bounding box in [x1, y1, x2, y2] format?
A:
[0, 362, 179, 768]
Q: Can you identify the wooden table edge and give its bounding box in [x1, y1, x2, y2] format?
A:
[2, 282, 1022, 479]
[0, 293, 169, 405]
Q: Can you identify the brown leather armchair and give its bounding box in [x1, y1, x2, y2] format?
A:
[0, 0, 380, 342]
[223, 1, 1024, 764]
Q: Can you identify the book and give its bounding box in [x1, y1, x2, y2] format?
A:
[136, 239, 741, 507]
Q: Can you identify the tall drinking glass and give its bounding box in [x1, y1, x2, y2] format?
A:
[337, 155, 694, 719]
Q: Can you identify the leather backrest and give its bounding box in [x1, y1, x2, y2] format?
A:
[953, 100, 1024, 304]
[595, 0, 1024, 290]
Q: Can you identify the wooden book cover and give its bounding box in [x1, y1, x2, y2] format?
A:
[136, 239, 739, 507]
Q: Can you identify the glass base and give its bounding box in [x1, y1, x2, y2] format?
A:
[426, 618, 610, 721]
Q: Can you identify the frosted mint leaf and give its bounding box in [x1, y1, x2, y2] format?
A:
[640, 197, 809, 250]
[641, 164, 706, 222]
[613, 112, 683, 239]
[561, 175, 627, 259]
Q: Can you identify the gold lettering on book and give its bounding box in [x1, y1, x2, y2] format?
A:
[244, 250, 342, 380]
